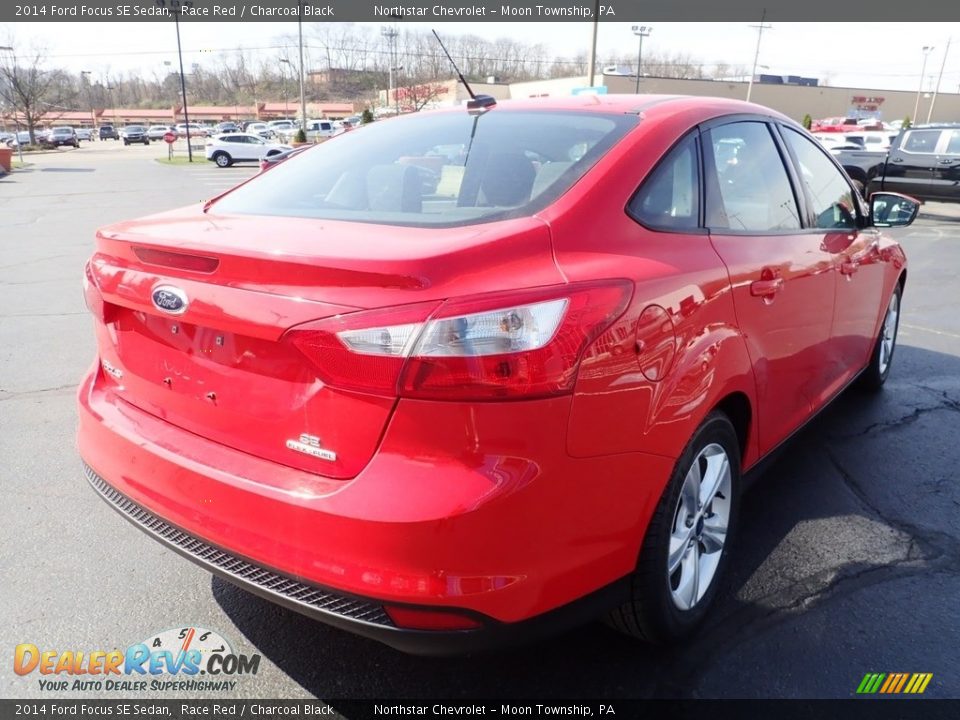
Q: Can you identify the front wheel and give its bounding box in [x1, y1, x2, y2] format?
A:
[608, 411, 741, 643]
[859, 283, 902, 391]
[213, 152, 232, 168]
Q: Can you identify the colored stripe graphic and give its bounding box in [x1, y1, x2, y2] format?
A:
[857, 673, 933, 694]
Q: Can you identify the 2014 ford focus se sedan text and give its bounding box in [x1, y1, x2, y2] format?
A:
[78, 95, 918, 653]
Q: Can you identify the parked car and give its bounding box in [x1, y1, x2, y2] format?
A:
[147, 125, 175, 141]
[243, 122, 273, 139]
[258, 144, 312, 172]
[175, 123, 208, 138]
[43, 127, 79, 148]
[867, 124, 960, 202]
[214, 122, 240, 134]
[99, 125, 119, 141]
[268, 120, 296, 134]
[811, 116, 883, 133]
[79, 95, 916, 653]
[204, 133, 291, 167]
[120, 125, 150, 146]
[76, 128, 94, 142]
[7, 130, 33, 147]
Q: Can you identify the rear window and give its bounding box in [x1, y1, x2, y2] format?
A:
[212, 110, 635, 228]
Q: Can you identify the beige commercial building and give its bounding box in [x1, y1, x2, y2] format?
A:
[509, 74, 960, 125]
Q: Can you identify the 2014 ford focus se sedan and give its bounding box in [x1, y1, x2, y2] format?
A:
[78, 95, 918, 653]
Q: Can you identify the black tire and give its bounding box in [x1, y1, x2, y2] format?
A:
[123, 140, 129, 146]
[859, 282, 902, 391]
[607, 411, 741, 643]
[144, 139, 150, 146]
[213, 152, 232, 168]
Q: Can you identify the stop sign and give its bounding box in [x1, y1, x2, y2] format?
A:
[163, 132, 177, 144]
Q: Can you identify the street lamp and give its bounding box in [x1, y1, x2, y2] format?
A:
[0, 45, 23, 164]
[913, 46, 935, 124]
[297, 2, 307, 132]
[381, 25, 399, 115]
[279, 58, 291, 117]
[631, 25, 651, 94]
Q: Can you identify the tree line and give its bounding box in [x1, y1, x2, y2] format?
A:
[1, 24, 742, 140]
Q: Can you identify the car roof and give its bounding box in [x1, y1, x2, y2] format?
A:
[415, 94, 791, 127]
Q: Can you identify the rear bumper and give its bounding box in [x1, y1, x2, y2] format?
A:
[77, 367, 672, 650]
[84, 462, 629, 655]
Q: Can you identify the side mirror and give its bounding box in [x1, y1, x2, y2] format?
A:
[870, 192, 920, 228]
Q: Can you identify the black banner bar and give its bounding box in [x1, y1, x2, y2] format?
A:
[4, 0, 960, 23]
[3, 700, 960, 720]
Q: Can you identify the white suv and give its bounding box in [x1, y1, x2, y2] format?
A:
[205, 133, 290, 168]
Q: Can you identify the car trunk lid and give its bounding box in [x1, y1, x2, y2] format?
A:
[87, 207, 562, 479]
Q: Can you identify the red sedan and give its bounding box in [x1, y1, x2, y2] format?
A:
[78, 95, 917, 652]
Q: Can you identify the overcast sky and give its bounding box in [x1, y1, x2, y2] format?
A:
[6, 21, 960, 93]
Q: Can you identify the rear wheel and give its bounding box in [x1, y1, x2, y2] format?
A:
[608, 411, 741, 642]
[213, 152, 232, 168]
[859, 283, 902, 391]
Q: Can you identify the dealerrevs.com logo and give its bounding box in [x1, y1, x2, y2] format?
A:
[14, 627, 261, 692]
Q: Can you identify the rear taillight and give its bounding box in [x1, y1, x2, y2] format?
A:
[83, 262, 115, 323]
[286, 281, 631, 400]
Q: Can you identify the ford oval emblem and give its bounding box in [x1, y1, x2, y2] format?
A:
[151, 285, 188, 315]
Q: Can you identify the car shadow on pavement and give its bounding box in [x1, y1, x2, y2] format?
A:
[214, 343, 960, 699]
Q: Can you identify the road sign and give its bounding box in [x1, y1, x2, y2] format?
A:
[163, 132, 177, 144]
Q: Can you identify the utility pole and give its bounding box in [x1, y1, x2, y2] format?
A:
[586, 0, 601, 85]
[746, 11, 772, 103]
[298, 1, 307, 130]
[913, 46, 934, 124]
[171, 5, 192, 161]
[381, 25, 399, 114]
[927, 38, 951, 123]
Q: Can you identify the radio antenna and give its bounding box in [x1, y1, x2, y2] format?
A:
[431, 29, 496, 112]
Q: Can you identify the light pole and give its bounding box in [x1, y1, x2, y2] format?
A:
[279, 58, 291, 117]
[913, 46, 935, 124]
[631, 25, 651, 94]
[586, 0, 600, 85]
[297, 2, 307, 130]
[381, 25, 399, 114]
[746, 11, 772, 103]
[927, 38, 951, 123]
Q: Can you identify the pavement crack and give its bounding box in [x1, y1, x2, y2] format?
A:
[825, 448, 960, 559]
[0, 383, 77, 401]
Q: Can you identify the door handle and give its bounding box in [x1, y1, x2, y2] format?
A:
[938, 158, 958, 165]
[891, 157, 904, 163]
[840, 260, 859, 276]
[750, 278, 784, 297]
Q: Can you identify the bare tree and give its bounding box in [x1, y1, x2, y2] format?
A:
[395, 82, 450, 112]
[0, 38, 55, 143]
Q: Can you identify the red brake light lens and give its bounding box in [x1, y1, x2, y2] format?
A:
[383, 605, 483, 631]
[83, 262, 116, 323]
[285, 281, 632, 400]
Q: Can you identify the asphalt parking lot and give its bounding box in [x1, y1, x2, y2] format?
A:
[1, 142, 959, 700]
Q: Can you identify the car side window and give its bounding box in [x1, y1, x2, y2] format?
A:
[782, 128, 858, 230]
[901, 130, 941, 154]
[943, 130, 960, 156]
[704, 122, 801, 232]
[628, 134, 700, 231]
